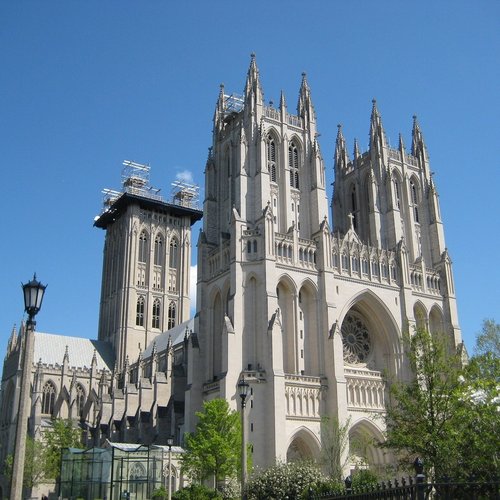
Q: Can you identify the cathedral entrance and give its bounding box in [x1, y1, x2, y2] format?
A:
[286, 428, 321, 462]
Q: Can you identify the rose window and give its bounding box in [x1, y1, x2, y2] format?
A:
[341, 314, 372, 364]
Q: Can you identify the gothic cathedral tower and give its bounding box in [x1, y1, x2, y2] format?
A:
[186, 56, 462, 471]
[95, 162, 202, 372]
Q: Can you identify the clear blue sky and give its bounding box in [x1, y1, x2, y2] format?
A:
[1, 1, 498, 359]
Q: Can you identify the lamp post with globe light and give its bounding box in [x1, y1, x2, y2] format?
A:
[237, 377, 250, 499]
[167, 436, 174, 500]
[10, 275, 46, 500]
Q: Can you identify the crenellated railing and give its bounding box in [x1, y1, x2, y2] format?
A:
[207, 240, 231, 279]
[275, 232, 294, 265]
[331, 233, 399, 288]
[263, 105, 302, 128]
[264, 107, 281, 121]
[287, 114, 302, 128]
[285, 374, 323, 420]
[409, 264, 441, 295]
[345, 367, 386, 412]
[297, 238, 317, 269]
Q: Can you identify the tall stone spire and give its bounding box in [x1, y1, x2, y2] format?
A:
[398, 132, 405, 152]
[279, 90, 286, 112]
[297, 72, 316, 125]
[334, 124, 349, 173]
[244, 53, 263, 110]
[214, 83, 226, 125]
[369, 99, 387, 152]
[411, 115, 428, 162]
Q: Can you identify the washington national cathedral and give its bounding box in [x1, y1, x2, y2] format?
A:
[0, 55, 462, 494]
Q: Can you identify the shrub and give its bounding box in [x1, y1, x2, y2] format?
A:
[246, 460, 325, 499]
[172, 483, 223, 500]
[351, 468, 380, 491]
[152, 485, 168, 499]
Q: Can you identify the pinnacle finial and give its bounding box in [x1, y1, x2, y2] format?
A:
[250, 52, 256, 60]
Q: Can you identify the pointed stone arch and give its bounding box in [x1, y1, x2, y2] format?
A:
[277, 275, 298, 374]
[339, 289, 402, 375]
[243, 274, 260, 370]
[349, 419, 392, 473]
[429, 304, 445, 337]
[286, 426, 321, 462]
[298, 279, 320, 376]
[413, 301, 428, 331]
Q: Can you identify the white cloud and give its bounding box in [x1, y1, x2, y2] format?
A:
[176, 169, 194, 184]
[189, 264, 197, 315]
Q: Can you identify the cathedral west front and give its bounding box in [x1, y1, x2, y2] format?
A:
[0, 55, 462, 497]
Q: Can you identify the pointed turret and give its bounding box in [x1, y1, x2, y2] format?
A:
[353, 138, 360, 161]
[411, 115, 429, 163]
[214, 83, 226, 132]
[369, 99, 387, 152]
[7, 324, 17, 356]
[297, 72, 316, 125]
[63, 345, 69, 365]
[398, 133, 405, 153]
[279, 90, 286, 111]
[334, 124, 350, 173]
[244, 53, 264, 111]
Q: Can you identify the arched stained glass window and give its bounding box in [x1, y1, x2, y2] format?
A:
[410, 180, 419, 223]
[268, 136, 277, 182]
[42, 381, 56, 415]
[168, 302, 176, 330]
[138, 231, 148, 263]
[154, 234, 164, 266]
[136, 296, 145, 326]
[152, 299, 161, 329]
[75, 384, 85, 418]
[289, 141, 299, 188]
[169, 239, 178, 268]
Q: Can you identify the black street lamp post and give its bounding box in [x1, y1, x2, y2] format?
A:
[238, 377, 250, 499]
[167, 436, 174, 500]
[11, 274, 46, 500]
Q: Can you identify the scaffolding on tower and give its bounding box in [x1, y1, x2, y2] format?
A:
[171, 180, 200, 209]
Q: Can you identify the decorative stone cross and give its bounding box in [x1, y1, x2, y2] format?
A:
[348, 212, 355, 230]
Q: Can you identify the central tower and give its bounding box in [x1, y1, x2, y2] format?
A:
[187, 55, 335, 467]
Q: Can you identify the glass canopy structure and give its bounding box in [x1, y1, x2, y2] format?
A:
[60, 442, 164, 500]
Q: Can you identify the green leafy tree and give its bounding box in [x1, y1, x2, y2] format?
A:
[4, 436, 47, 489]
[181, 399, 243, 488]
[454, 349, 500, 478]
[43, 418, 83, 480]
[382, 328, 463, 479]
[474, 318, 500, 358]
[4, 419, 82, 490]
[383, 325, 500, 480]
[320, 416, 350, 482]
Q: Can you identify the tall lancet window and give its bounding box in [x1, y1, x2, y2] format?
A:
[410, 180, 420, 223]
[154, 234, 164, 266]
[152, 298, 161, 329]
[289, 141, 299, 188]
[75, 384, 85, 418]
[168, 301, 176, 330]
[350, 185, 357, 230]
[136, 296, 145, 326]
[42, 381, 56, 415]
[169, 238, 178, 268]
[393, 177, 401, 209]
[138, 231, 148, 263]
[267, 135, 277, 182]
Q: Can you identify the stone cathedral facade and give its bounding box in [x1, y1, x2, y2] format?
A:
[0, 56, 462, 497]
[185, 55, 461, 469]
